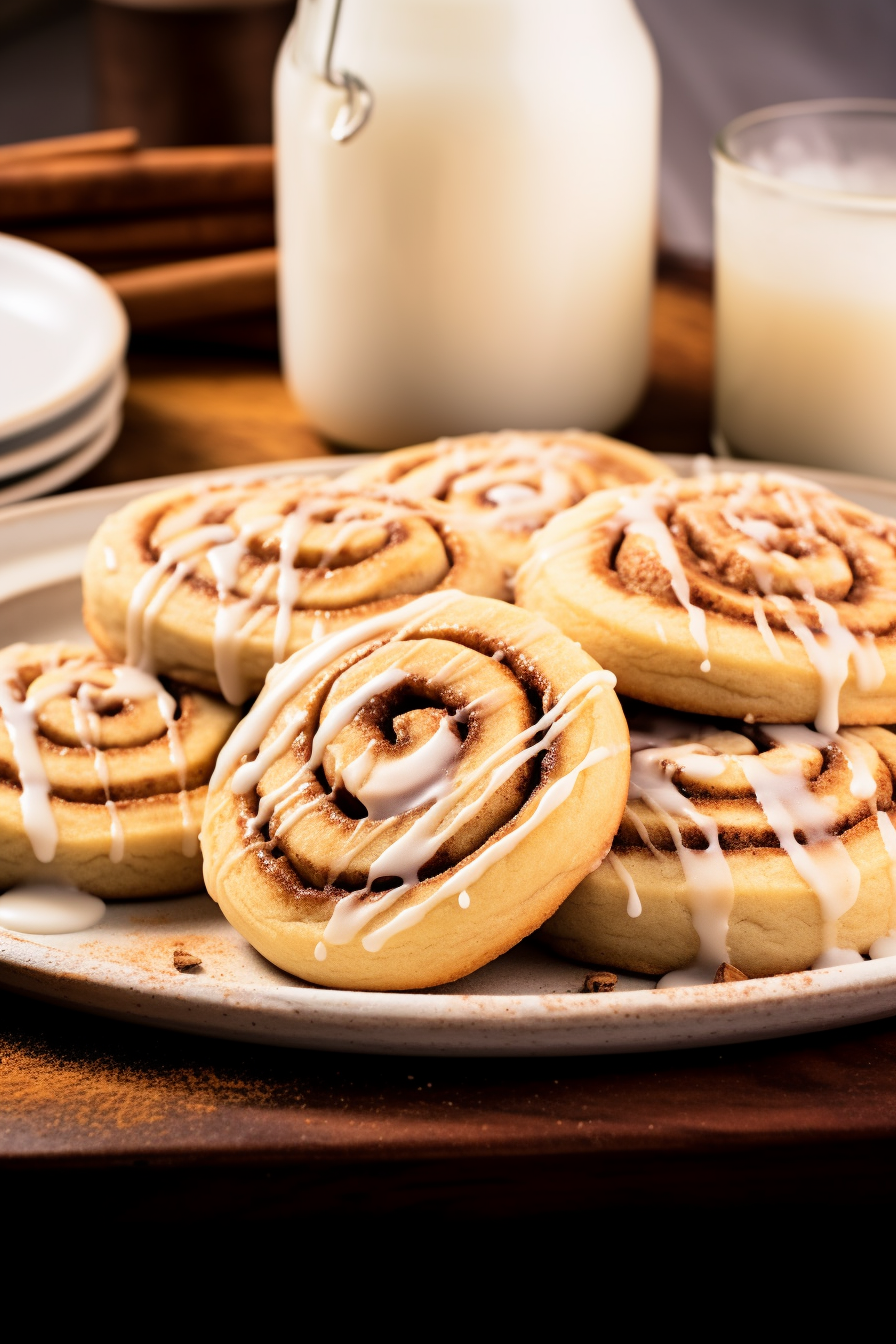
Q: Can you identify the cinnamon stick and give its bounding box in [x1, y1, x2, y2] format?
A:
[107, 247, 278, 328]
[15, 207, 275, 261]
[0, 127, 139, 168]
[0, 145, 274, 222]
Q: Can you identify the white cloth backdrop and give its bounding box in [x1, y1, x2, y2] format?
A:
[637, 0, 896, 259]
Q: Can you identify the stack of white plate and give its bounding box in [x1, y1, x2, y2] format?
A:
[0, 233, 129, 508]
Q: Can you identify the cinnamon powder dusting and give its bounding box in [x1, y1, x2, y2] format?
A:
[0, 999, 291, 1140]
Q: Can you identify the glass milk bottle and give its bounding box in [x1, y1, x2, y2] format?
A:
[275, 0, 659, 449]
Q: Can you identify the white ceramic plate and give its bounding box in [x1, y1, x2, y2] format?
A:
[0, 411, 122, 508]
[0, 233, 129, 440]
[0, 367, 127, 483]
[1, 453, 896, 1056]
[2, 892, 895, 1056]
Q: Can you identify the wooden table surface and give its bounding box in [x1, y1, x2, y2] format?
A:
[7, 271, 896, 1217]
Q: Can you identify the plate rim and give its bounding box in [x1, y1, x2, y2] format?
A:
[0, 367, 127, 483]
[1, 913, 895, 1056]
[0, 411, 123, 509]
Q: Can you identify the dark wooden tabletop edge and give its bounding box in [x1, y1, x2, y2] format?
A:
[4, 1138, 896, 1215]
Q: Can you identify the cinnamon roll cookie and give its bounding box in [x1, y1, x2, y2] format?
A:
[202, 592, 629, 990]
[516, 470, 896, 731]
[0, 643, 239, 897]
[83, 476, 507, 705]
[541, 704, 896, 982]
[340, 430, 672, 574]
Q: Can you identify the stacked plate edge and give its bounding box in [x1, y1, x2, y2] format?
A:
[0, 232, 129, 506]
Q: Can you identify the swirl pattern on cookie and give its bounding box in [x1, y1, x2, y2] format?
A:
[201, 591, 629, 991]
[83, 477, 508, 704]
[516, 470, 896, 730]
[340, 430, 673, 574]
[0, 643, 239, 897]
[542, 703, 896, 981]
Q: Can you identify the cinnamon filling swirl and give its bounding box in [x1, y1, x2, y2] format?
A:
[201, 591, 629, 991]
[0, 643, 239, 897]
[340, 430, 672, 573]
[84, 477, 508, 704]
[516, 470, 896, 730]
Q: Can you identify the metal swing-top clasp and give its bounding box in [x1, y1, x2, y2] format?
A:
[321, 0, 373, 143]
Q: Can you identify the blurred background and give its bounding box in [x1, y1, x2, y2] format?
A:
[2, 0, 896, 262]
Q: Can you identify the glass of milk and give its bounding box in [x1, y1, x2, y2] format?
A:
[275, 0, 659, 450]
[714, 99, 896, 477]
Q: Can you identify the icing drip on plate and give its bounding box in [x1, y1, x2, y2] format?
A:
[0, 884, 105, 935]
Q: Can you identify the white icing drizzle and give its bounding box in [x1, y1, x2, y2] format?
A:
[770, 595, 884, 737]
[212, 588, 619, 956]
[738, 747, 861, 948]
[70, 685, 123, 862]
[308, 667, 407, 773]
[216, 591, 458, 794]
[752, 597, 785, 663]
[616, 487, 711, 672]
[540, 472, 889, 736]
[626, 739, 734, 986]
[0, 885, 105, 935]
[877, 808, 896, 871]
[485, 482, 539, 507]
[105, 799, 125, 863]
[622, 713, 883, 983]
[272, 505, 310, 662]
[608, 851, 641, 917]
[835, 730, 880, 801]
[408, 434, 599, 534]
[341, 715, 463, 821]
[126, 486, 432, 706]
[721, 475, 885, 734]
[766, 723, 878, 801]
[871, 810, 896, 963]
[869, 931, 896, 960]
[243, 665, 412, 841]
[325, 669, 616, 950]
[103, 546, 118, 573]
[126, 523, 234, 668]
[0, 659, 58, 862]
[458, 890, 471, 909]
[0, 655, 196, 864]
[812, 947, 864, 968]
[359, 739, 624, 953]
